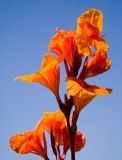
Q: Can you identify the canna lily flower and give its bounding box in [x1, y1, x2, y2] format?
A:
[34, 110, 86, 154]
[75, 8, 109, 56]
[80, 50, 111, 79]
[67, 78, 112, 123]
[15, 53, 60, 97]
[34, 110, 70, 152]
[9, 131, 48, 159]
[48, 28, 81, 71]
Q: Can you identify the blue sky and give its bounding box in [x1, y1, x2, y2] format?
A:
[0, 0, 122, 159]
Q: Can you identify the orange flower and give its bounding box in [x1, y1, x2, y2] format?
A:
[81, 50, 111, 79]
[75, 8, 109, 56]
[34, 110, 86, 153]
[35, 110, 69, 148]
[48, 28, 81, 69]
[9, 131, 48, 159]
[67, 78, 112, 122]
[15, 53, 60, 97]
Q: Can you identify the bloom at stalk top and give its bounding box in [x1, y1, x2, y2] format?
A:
[48, 28, 81, 72]
[14, 53, 60, 97]
[76, 8, 109, 56]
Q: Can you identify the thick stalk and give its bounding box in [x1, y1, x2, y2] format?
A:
[56, 94, 75, 160]
[66, 117, 75, 160]
[45, 157, 50, 160]
[70, 134, 75, 160]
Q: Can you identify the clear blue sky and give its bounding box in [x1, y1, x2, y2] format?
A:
[0, 0, 122, 160]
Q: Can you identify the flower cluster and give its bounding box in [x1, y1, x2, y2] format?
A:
[10, 8, 112, 160]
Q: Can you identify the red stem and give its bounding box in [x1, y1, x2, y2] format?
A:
[64, 60, 70, 76]
[66, 117, 75, 160]
[56, 90, 76, 160]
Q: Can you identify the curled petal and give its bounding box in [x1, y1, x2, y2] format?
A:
[84, 51, 111, 78]
[67, 78, 112, 98]
[34, 110, 67, 142]
[67, 78, 112, 121]
[14, 53, 60, 97]
[9, 131, 47, 159]
[48, 28, 79, 69]
[77, 8, 103, 33]
[92, 39, 109, 51]
[10, 131, 33, 153]
[35, 110, 69, 152]
[76, 8, 109, 56]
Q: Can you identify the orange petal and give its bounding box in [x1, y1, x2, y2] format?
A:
[10, 131, 33, 153]
[77, 8, 103, 33]
[34, 110, 69, 151]
[67, 78, 112, 97]
[35, 110, 67, 136]
[48, 28, 77, 68]
[14, 73, 41, 83]
[88, 85, 112, 95]
[34, 110, 85, 153]
[73, 95, 95, 116]
[19, 141, 34, 154]
[66, 78, 82, 96]
[14, 53, 60, 97]
[85, 51, 111, 78]
[67, 78, 112, 120]
[67, 79, 95, 98]
[10, 131, 48, 158]
[76, 8, 104, 56]
[74, 131, 86, 152]
[41, 53, 58, 69]
[92, 39, 109, 51]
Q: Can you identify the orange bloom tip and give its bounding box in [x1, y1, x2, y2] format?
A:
[13, 76, 21, 81]
[48, 28, 77, 68]
[75, 8, 108, 56]
[13, 75, 34, 82]
[77, 8, 103, 33]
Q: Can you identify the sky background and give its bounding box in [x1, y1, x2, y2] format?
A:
[0, 0, 122, 159]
